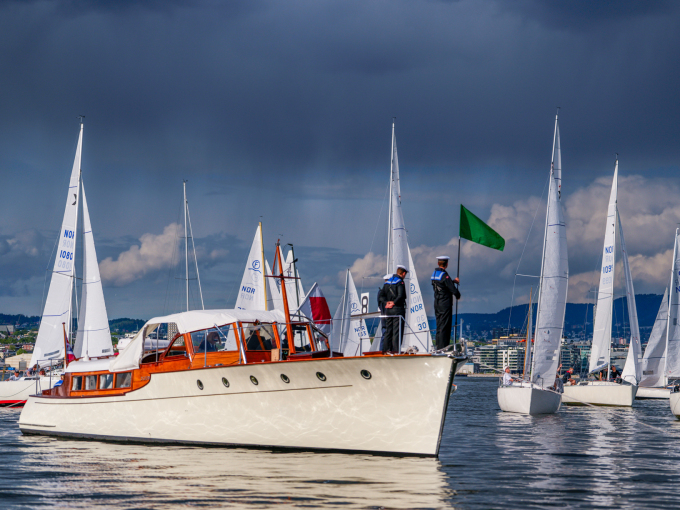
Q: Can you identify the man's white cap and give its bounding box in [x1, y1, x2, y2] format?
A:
[436, 256, 450, 261]
[396, 265, 408, 272]
[383, 274, 391, 280]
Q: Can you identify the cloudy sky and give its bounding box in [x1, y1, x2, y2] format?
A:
[1, 0, 679, 320]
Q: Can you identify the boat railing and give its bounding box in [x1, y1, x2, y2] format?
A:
[337, 313, 428, 355]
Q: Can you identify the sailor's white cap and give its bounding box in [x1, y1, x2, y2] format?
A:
[383, 274, 392, 280]
[396, 264, 408, 272]
[436, 256, 450, 261]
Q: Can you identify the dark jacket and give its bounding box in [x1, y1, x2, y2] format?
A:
[377, 285, 387, 313]
[431, 268, 460, 307]
[381, 275, 406, 315]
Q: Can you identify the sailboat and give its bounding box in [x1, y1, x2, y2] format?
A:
[0, 122, 113, 406]
[667, 231, 680, 414]
[331, 270, 370, 356]
[368, 121, 430, 353]
[562, 159, 640, 406]
[637, 288, 670, 399]
[497, 112, 567, 415]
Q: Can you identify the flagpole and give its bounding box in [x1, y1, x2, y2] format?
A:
[454, 235, 460, 350]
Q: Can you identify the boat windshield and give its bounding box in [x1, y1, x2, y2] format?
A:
[242, 322, 276, 351]
[280, 323, 314, 352]
[190, 325, 238, 354]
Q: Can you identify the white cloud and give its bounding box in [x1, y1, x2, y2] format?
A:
[346, 174, 679, 312]
[100, 223, 181, 286]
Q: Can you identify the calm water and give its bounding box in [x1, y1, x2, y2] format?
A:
[2, 378, 680, 509]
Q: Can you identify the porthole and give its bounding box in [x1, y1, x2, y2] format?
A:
[361, 370, 372, 380]
[281, 374, 290, 384]
[316, 372, 327, 382]
[222, 377, 229, 388]
[250, 375, 259, 385]
[197, 380, 204, 390]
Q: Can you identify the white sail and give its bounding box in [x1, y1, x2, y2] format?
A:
[74, 183, 113, 359]
[31, 124, 83, 368]
[331, 270, 369, 356]
[640, 288, 668, 387]
[265, 259, 284, 312]
[235, 224, 267, 311]
[283, 249, 305, 312]
[384, 122, 431, 352]
[619, 211, 642, 384]
[403, 247, 430, 352]
[554, 120, 562, 199]
[589, 163, 618, 374]
[531, 115, 568, 386]
[665, 230, 680, 379]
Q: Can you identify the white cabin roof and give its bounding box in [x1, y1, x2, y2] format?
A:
[143, 309, 287, 335]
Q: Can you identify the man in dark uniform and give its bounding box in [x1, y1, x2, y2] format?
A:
[382, 265, 408, 353]
[376, 273, 391, 351]
[431, 256, 461, 350]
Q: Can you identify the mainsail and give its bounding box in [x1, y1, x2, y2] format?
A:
[384, 122, 430, 352]
[331, 270, 369, 356]
[588, 162, 618, 374]
[640, 287, 668, 387]
[74, 183, 113, 359]
[235, 224, 268, 311]
[31, 124, 83, 367]
[619, 210, 642, 384]
[665, 230, 680, 380]
[531, 113, 568, 386]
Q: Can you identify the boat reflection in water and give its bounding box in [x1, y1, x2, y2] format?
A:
[16, 434, 453, 509]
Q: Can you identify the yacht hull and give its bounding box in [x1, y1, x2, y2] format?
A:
[670, 391, 680, 417]
[0, 377, 58, 407]
[636, 386, 670, 399]
[497, 385, 561, 415]
[562, 382, 637, 407]
[19, 355, 456, 457]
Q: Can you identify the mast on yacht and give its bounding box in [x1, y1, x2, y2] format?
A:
[182, 181, 204, 311]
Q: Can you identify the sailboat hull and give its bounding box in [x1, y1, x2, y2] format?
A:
[497, 384, 561, 415]
[670, 391, 680, 417]
[636, 386, 670, 399]
[0, 377, 58, 407]
[561, 381, 637, 406]
[19, 355, 457, 457]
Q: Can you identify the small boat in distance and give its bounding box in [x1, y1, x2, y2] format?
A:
[637, 288, 670, 399]
[498, 111, 567, 415]
[562, 159, 639, 407]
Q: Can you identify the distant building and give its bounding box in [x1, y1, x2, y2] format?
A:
[4, 353, 32, 370]
[21, 344, 34, 352]
[0, 325, 14, 335]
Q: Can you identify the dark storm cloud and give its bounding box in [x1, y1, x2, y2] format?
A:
[1, 0, 680, 316]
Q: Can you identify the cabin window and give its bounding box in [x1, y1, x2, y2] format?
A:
[142, 322, 179, 363]
[242, 322, 276, 351]
[165, 334, 189, 358]
[280, 324, 313, 352]
[115, 372, 132, 389]
[72, 376, 83, 391]
[190, 325, 237, 354]
[311, 326, 330, 351]
[85, 375, 97, 390]
[99, 374, 114, 390]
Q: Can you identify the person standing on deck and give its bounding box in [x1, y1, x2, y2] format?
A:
[376, 274, 391, 351]
[431, 256, 461, 350]
[382, 266, 408, 353]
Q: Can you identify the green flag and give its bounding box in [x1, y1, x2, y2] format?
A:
[459, 205, 505, 251]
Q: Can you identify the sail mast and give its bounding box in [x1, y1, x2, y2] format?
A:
[183, 181, 189, 312]
[523, 287, 532, 380]
[531, 112, 558, 379]
[260, 222, 268, 311]
[386, 119, 395, 274]
[664, 229, 680, 381]
[184, 185, 204, 310]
